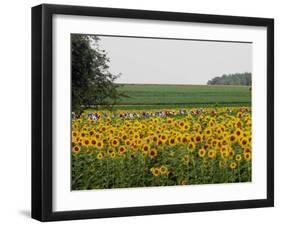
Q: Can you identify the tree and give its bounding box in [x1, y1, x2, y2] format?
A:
[71, 34, 121, 114]
[207, 72, 251, 86]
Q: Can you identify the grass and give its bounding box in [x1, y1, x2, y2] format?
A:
[86, 83, 251, 111]
[113, 84, 251, 109]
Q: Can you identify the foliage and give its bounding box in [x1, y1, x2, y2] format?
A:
[71, 107, 252, 189]
[71, 34, 121, 114]
[207, 72, 252, 86]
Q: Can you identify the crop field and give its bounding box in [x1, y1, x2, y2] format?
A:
[116, 84, 251, 107]
[72, 106, 252, 190]
[72, 84, 252, 190]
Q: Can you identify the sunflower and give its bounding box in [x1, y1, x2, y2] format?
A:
[80, 132, 87, 138]
[73, 136, 80, 143]
[208, 120, 215, 127]
[244, 147, 251, 153]
[95, 133, 101, 139]
[240, 138, 248, 147]
[198, 148, 206, 158]
[194, 133, 202, 143]
[96, 141, 104, 149]
[152, 135, 158, 143]
[142, 144, 150, 153]
[145, 137, 152, 145]
[72, 145, 81, 154]
[148, 148, 157, 158]
[118, 146, 126, 155]
[216, 140, 222, 149]
[181, 135, 188, 144]
[160, 134, 168, 142]
[125, 139, 131, 146]
[157, 140, 163, 146]
[208, 149, 216, 158]
[221, 145, 228, 152]
[82, 138, 90, 147]
[137, 139, 143, 146]
[90, 138, 97, 147]
[235, 120, 242, 128]
[169, 137, 176, 146]
[159, 165, 168, 175]
[222, 139, 228, 146]
[97, 152, 104, 160]
[221, 150, 229, 159]
[237, 112, 243, 117]
[229, 162, 237, 169]
[72, 123, 78, 129]
[150, 167, 160, 177]
[133, 133, 140, 140]
[109, 128, 115, 135]
[141, 151, 148, 157]
[235, 129, 242, 138]
[227, 122, 234, 129]
[167, 118, 173, 124]
[204, 128, 212, 136]
[107, 148, 114, 154]
[229, 149, 235, 157]
[211, 139, 218, 148]
[235, 154, 242, 161]
[72, 131, 78, 137]
[244, 152, 251, 161]
[216, 128, 223, 135]
[122, 134, 128, 141]
[110, 151, 116, 158]
[101, 126, 107, 132]
[179, 121, 185, 127]
[183, 123, 190, 130]
[248, 136, 252, 143]
[188, 142, 196, 151]
[111, 138, 119, 147]
[71, 107, 252, 187]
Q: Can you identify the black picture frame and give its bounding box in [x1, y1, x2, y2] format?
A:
[32, 4, 274, 222]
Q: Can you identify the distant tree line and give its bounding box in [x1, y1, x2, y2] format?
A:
[207, 72, 251, 86]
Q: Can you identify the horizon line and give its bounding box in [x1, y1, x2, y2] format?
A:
[114, 83, 251, 87]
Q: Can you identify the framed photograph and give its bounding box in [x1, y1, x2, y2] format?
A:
[32, 4, 274, 221]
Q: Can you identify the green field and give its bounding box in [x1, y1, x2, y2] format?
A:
[114, 84, 251, 109]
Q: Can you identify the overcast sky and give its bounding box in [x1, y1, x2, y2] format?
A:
[98, 35, 252, 85]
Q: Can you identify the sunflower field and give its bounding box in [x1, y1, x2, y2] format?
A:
[71, 107, 252, 190]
